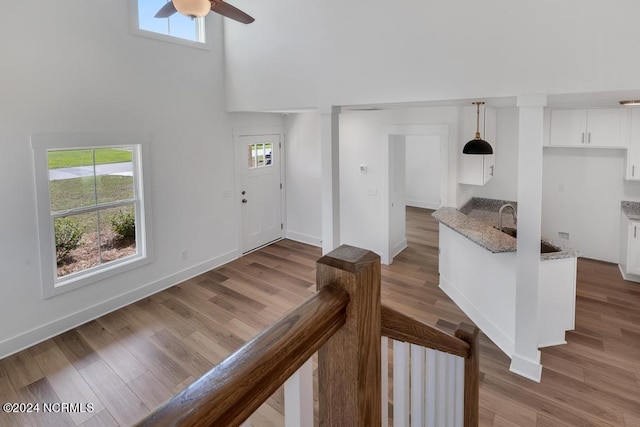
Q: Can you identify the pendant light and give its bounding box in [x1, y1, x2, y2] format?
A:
[173, 0, 211, 18]
[463, 101, 493, 155]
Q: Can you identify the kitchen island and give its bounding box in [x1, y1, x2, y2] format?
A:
[433, 198, 580, 362]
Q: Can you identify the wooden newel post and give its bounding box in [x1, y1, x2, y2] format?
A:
[455, 323, 480, 427]
[317, 245, 382, 427]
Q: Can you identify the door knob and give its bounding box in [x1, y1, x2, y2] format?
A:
[241, 190, 246, 195]
[242, 199, 248, 203]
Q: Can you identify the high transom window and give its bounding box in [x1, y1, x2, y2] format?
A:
[131, 0, 206, 46]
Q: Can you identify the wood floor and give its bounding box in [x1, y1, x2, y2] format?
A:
[1, 207, 640, 426]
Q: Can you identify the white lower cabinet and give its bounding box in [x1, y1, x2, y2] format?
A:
[619, 212, 640, 281]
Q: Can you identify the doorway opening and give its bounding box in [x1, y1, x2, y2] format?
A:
[384, 125, 449, 264]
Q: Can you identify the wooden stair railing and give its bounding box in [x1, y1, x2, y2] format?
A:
[135, 245, 480, 427]
[381, 305, 480, 426]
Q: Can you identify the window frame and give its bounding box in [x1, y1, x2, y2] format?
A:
[128, 0, 209, 50]
[31, 133, 153, 299]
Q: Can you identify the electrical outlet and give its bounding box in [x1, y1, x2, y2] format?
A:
[367, 188, 378, 196]
[558, 232, 570, 240]
[181, 250, 189, 260]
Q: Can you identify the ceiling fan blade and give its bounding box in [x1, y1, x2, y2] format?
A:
[155, 1, 178, 18]
[210, 0, 255, 24]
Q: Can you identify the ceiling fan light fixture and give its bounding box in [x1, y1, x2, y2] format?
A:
[173, 0, 211, 17]
[463, 101, 493, 155]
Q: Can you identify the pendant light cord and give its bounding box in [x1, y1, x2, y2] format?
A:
[475, 104, 481, 139]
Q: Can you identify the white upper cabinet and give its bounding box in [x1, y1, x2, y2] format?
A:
[459, 105, 496, 186]
[625, 108, 640, 180]
[547, 108, 628, 148]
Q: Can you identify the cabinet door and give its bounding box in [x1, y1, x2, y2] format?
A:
[586, 108, 627, 148]
[549, 109, 587, 146]
[628, 221, 640, 276]
[482, 107, 497, 183]
[626, 108, 640, 180]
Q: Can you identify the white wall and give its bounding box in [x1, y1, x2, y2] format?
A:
[0, 2, 276, 357]
[389, 136, 407, 259]
[542, 148, 640, 263]
[406, 135, 441, 209]
[283, 113, 322, 246]
[339, 107, 459, 259]
[224, 0, 640, 111]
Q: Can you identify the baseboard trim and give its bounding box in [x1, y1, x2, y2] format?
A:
[0, 249, 239, 359]
[390, 239, 408, 261]
[619, 264, 640, 283]
[406, 200, 440, 210]
[285, 230, 322, 247]
[538, 339, 567, 348]
[510, 353, 542, 383]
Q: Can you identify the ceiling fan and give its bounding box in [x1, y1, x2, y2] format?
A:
[155, 0, 254, 24]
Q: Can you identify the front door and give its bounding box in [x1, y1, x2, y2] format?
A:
[237, 134, 283, 253]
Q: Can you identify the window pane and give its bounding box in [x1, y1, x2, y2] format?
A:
[265, 143, 272, 165]
[94, 148, 134, 204]
[248, 144, 256, 168]
[56, 212, 99, 278]
[99, 206, 137, 264]
[48, 149, 96, 211]
[247, 143, 273, 169]
[138, 0, 202, 42]
[138, 0, 172, 35]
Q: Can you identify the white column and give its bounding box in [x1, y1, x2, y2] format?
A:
[511, 94, 546, 382]
[320, 105, 341, 254]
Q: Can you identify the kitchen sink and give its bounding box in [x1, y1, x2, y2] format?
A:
[499, 227, 518, 238]
[494, 227, 561, 254]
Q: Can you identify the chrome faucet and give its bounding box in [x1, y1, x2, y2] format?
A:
[498, 204, 517, 232]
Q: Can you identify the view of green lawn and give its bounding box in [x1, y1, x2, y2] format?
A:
[47, 148, 132, 169]
[50, 175, 135, 234]
[50, 175, 136, 274]
[49, 175, 134, 212]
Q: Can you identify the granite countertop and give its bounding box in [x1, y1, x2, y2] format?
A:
[432, 198, 580, 261]
[622, 201, 640, 220]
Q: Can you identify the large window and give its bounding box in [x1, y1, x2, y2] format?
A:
[32, 134, 151, 298]
[131, 0, 206, 46]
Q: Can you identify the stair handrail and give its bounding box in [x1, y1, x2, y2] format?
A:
[135, 244, 480, 426]
[135, 283, 349, 427]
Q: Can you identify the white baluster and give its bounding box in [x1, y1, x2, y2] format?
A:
[454, 355, 464, 427]
[435, 351, 447, 427]
[393, 340, 410, 427]
[425, 349, 437, 427]
[446, 354, 456, 426]
[284, 358, 313, 427]
[410, 344, 425, 426]
[381, 337, 389, 427]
